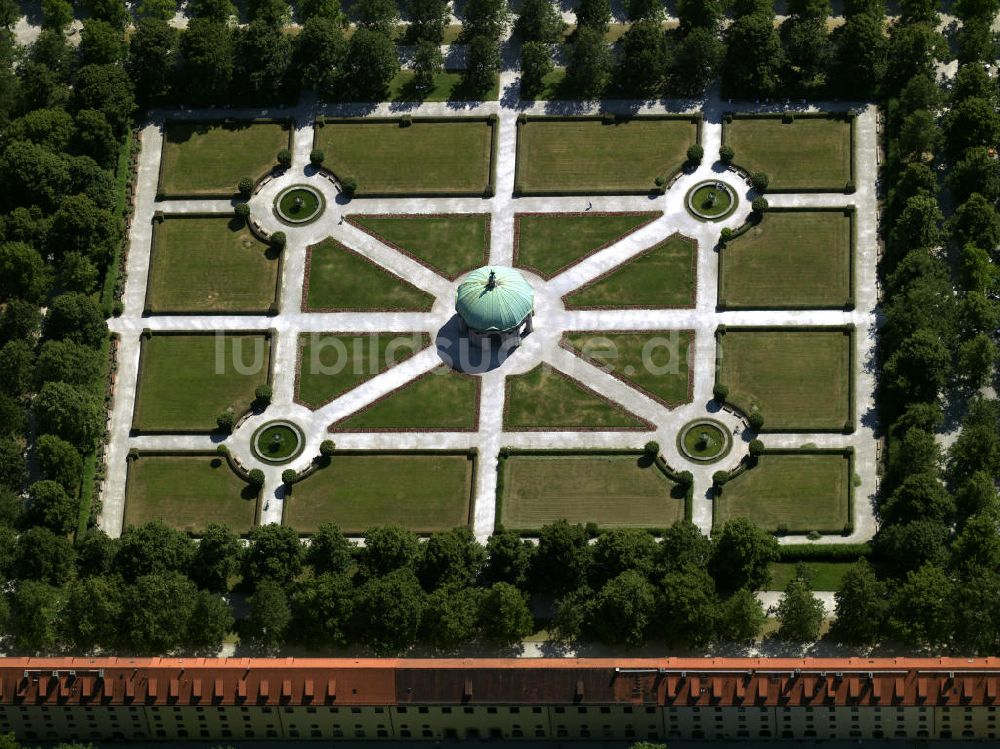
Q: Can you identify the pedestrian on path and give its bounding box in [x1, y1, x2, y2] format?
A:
[586, 201, 592, 211]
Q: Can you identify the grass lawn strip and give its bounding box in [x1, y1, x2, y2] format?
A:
[315, 119, 494, 195]
[296, 332, 431, 410]
[720, 210, 852, 309]
[563, 234, 696, 309]
[285, 453, 473, 534]
[347, 214, 490, 280]
[387, 70, 500, 102]
[725, 116, 852, 190]
[504, 363, 653, 431]
[561, 330, 694, 407]
[516, 118, 697, 194]
[330, 366, 479, 432]
[125, 454, 257, 534]
[133, 334, 270, 433]
[146, 217, 279, 313]
[513, 211, 661, 278]
[303, 238, 436, 312]
[500, 454, 685, 530]
[715, 452, 851, 533]
[768, 561, 855, 591]
[717, 328, 852, 431]
[159, 121, 289, 197]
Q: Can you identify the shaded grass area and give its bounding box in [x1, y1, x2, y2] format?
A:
[562, 330, 693, 407]
[330, 366, 479, 431]
[714, 453, 851, 533]
[720, 210, 852, 309]
[387, 70, 499, 102]
[516, 118, 696, 194]
[500, 454, 685, 530]
[304, 239, 435, 312]
[315, 120, 494, 195]
[147, 217, 279, 313]
[725, 117, 852, 190]
[297, 333, 430, 409]
[133, 335, 270, 432]
[768, 561, 855, 591]
[348, 214, 489, 279]
[125, 455, 257, 534]
[285, 453, 473, 534]
[514, 212, 660, 278]
[504, 364, 651, 430]
[563, 235, 696, 309]
[159, 121, 288, 197]
[717, 329, 852, 431]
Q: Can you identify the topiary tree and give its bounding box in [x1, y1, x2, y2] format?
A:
[320, 439, 336, 457]
[254, 384, 272, 406]
[340, 175, 358, 197]
[238, 176, 253, 197]
[643, 440, 660, 455]
[719, 227, 734, 242]
[713, 470, 730, 485]
[248, 468, 265, 487]
[747, 410, 764, 430]
[276, 148, 292, 168]
[309, 148, 324, 165]
[750, 171, 769, 192]
[749, 438, 765, 457]
[677, 470, 694, 485]
[719, 143, 735, 163]
[234, 202, 250, 220]
[751, 196, 768, 213]
[713, 383, 729, 402]
[687, 143, 704, 164]
[281, 468, 297, 484]
[270, 231, 286, 249]
[216, 411, 235, 433]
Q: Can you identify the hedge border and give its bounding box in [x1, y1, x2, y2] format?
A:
[711, 446, 856, 536]
[776, 542, 872, 562]
[720, 111, 857, 194]
[123, 449, 261, 537]
[313, 115, 499, 198]
[494, 447, 692, 537]
[293, 331, 433, 410]
[714, 324, 857, 434]
[511, 210, 662, 280]
[281, 448, 479, 537]
[130, 329, 276, 436]
[301, 238, 437, 313]
[144, 212, 283, 317]
[502, 363, 657, 432]
[156, 117, 295, 200]
[716, 206, 857, 312]
[326, 365, 481, 433]
[345, 213, 492, 281]
[513, 113, 703, 197]
[557, 329, 696, 409]
[561, 231, 698, 310]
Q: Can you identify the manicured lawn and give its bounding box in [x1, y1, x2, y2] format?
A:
[562, 330, 693, 406]
[500, 454, 686, 530]
[724, 116, 853, 191]
[513, 212, 660, 278]
[719, 210, 853, 309]
[504, 364, 651, 430]
[563, 235, 696, 309]
[284, 453, 473, 534]
[330, 366, 479, 431]
[146, 217, 280, 313]
[159, 121, 289, 197]
[717, 328, 853, 431]
[714, 452, 852, 533]
[348, 214, 489, 279]
[133, 334, 271, 433]
[387, 70, 500, 102]
[125, 454, 258, 534]
[768, 561, 856, 591]
[304, 239, 435, 311]
[297, 332, 430, 409]
[515, 117, 697, 194]
[315, 119, 494, 195]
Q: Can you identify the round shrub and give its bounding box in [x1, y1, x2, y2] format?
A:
[112, 299, 124, 317]
[719, 144, 735, 164]
[276, 149, 292, 168]
[713, 470, 730, 485]
[238, 177, 254, 197]
[713, 383, 729, 402]
[677, 470, 694, 485]
[216, 411, 235, 433]
[747, 410, 765, 430]
[749, 438, 765, 457]
[687, 143, 704, 164]
[270, 231, 286, 249]
[720, 227, 734, 242]
[281, 468, 297, 485]
[255, 384, 272, 405]
[654, 175, 666, 187]
[340, 176, 358, 197]
[807, 530, 822, 540]
[643, 440, 660, 455]
[216, 444, 229, 456]
[750, 171, 769, 192]
[320, 439, 336, 457]
[234, 202, 250, 219]
[248, 468, 265, 487]
[400, 114, 412, 127]
[309, 148, 325, 165]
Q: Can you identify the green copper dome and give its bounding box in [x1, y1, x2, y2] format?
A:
[456, 266, 534, 333]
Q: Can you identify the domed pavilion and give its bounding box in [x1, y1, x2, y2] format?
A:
[455, 266, 534, 347]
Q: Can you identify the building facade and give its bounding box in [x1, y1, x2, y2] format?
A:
[2, 658, 1000, 742]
